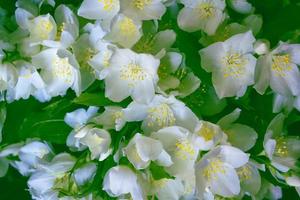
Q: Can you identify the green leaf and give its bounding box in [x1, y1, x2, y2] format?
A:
[149, 162, 173, 180]
[73, 93, 113, 107]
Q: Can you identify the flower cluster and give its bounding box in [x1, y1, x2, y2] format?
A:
[0, 0, 299, 200]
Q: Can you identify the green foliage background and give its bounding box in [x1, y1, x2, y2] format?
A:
[0, 0, 299, 199]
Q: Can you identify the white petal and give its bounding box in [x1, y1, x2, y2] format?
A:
[218, 145, 249, 168]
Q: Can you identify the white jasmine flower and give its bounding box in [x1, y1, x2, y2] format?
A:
[254, 43, 300, 97]
[103, 165, 145, 200]
[195, 145, 249, 198]
[105, 14, 142, 48]
[43, 5, 79, 48]
[151, 178, 185, 200]
[193, 120, 227, 151]
[70, 125, 112, 161]
[72, 23, 112, 89]
[12, 141, 53, 176]
[177, 0, 226, 35]
[73, 162, 97, 186]
[151, 126, 200, 181]
[31, 48, 81, 97]
[104, 48, 159, 103]
[237, 161, 261, 196]
[92, 106, 126, 131]
[78, 0, 120, 22]
[27, 153, 76, 200]
[199, 31, 256, 98]
[65, 107, 99, 129]
[0, 143, 24, 177]
[263, 114, 300, 172]
[120, 0, 166, 21]
[123, 133, 172, 169]
[217, 108, 258, 151]
[6, 61, 50, 102]
[124, 95, 198, 134]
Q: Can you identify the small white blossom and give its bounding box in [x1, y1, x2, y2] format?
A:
[199, 31, 256, 98]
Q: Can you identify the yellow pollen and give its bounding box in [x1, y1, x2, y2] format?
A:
[147, 103, 176, 128]
[102, 51, 111, 68]
[55, 22, 65, 40]
[34, 18, 53, 40]
[52, 58, 73, 84]
[98, 0, 115, 11]
[175, 139, 195, 160]
[120, 63, 147, 85]
[275, 137, 288, 157]
[237, 165, 252, 181]
[153, 179, 167, 188]
[272, 54, 292, 77]
[198, 124, 215, 141]
[119, 17, 137, 37]
[112, 111, 123, 121]
[222, 53, 247, 78]
[198, 3, 215, 18]
[133, 0, 152, 10]
[203, 159, 226, 180]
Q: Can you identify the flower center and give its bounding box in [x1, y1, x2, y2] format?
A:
[98, 0, 116, 11]
[33, 18, 53, 40]
[275, 137, 288, 157]
[112, 111, 124, 121]
[272, 54, 292, 77]
[120, 63, 147, 86]
[198, 124, 215, 141]
[198, 3, 215, 18]
[203, 159, 226, 180]
[52, 58, 73, 84]
[237, 165, 252, 181]
[222, 53, 247, 78]
[133, 0, 152, 10]
[119, 17, 137, 37]
[175, 139, 195, 160]
[147, 103, 176, 127]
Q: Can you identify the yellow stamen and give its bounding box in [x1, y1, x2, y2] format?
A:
[275, 137, 288, 157]
[52, 58, 73, 83]
[175, 139, 195, 160]
[222, 53, 247, 78]
[198, 3, 215, 18]
[203, 159, 226, 180]
[272, 54, 292, 77]
[237, 165, 252, 180]
[147, 103, 176, 127]
[119, 17, 137, 37]
[98, 0, 116, 11]
[133, 0, 152, 10]
[198, 123, 215, 141]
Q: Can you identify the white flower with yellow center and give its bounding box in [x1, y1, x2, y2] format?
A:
[263, 114, 300, 172]
[78, 0, 120, 21]
[123, 133, 172, 169]
[151, 126, 200, 183]
[151, 178, 185, 200]
[120, 0, 166, 21]
[6, 61, 50, 102]
[177, 0, 226, 35]
[32, 48, 81, 97]
[43, 5, 79, 49]
[195, 145, 249, 198]
[194, 120, 227, 151]
[254, 42, 300, 97]
[105, 14, 142, 48]
[92, 106, 126, 131]
[103, 166, 145, 200]
[72, 22, 113, 89]
[104, 48, 159, 103]
[124, 95, 198, 134]
[199, 31, 256, 98]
